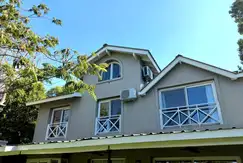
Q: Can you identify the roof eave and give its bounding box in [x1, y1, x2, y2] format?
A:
[88, 45, 161, 73]
[26, 93, 82, 106]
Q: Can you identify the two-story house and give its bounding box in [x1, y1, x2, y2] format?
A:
[1, 44, 243, 163]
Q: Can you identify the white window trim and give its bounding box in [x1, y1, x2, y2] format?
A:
[99, 61, 122, 82]
[97, 98, 122, 118]
[95, 98, 123, 135]
[153, 156, 241, 163]
[158, 81, 223, 128]
[50, 106, 70, 124]
[46, 106, 70, 140]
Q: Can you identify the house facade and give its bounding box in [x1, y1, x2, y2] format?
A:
[1, 44, 243, 163]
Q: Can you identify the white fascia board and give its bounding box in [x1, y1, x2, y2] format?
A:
[179, 57, 237, 80]
[88, 46, 161, 73]
[88, 46, 149, 62]
[1, 128, 243, 155]
[26, 93, 82, 106]
[236, 72, 243, 78]
[139, 56, 238, 95]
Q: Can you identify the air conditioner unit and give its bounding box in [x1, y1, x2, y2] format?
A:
[120, 88, 137, 101]
[142, 66, 153, 81]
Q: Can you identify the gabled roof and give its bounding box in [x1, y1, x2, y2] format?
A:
[139, 55, 243, 95]
[26, 93, 82, 106]
[88, 44, 161, 73]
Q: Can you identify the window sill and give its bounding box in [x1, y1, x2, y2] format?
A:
[97, 77, 122, 85]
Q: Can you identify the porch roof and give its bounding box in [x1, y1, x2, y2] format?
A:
[1, 127, 243, 156]
[26, 93, 82, 106]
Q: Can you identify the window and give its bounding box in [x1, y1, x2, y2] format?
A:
[100, 62, 121, 81]
[159, 83, 221, 128]
[51, 108, 70, 124]
[46, 107, 70, 139]
[95, 98, 122, 134]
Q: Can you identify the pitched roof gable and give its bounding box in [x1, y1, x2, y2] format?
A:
[139, 55, 243, 95]
[88, 44, 161, 73]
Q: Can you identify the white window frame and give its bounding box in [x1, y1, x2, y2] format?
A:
[46, 106, 70, 140]
[100, 61, 121, 82]
[50, 106, 70, 124]
[97, 98, 122, 118]
[92, 158, 125, 163]
[153, 156, 241, 163]
[95, 98, 122, 134]
[158, 81, 223, 128]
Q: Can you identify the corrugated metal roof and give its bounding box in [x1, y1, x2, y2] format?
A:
[30, 126, 238, 145]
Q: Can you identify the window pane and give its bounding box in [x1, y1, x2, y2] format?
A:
[52, 110, 62, 123]
[111, 99, 121, 115]
[187, 84, 215, 105]
[100, 102, 109, 117]
[112, 63, 121, 79]
[62, 109, 70, 123]
[161, 88, 186, 108]
[102, 65, 111, 81]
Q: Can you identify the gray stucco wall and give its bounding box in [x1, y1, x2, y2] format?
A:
[32, 56, 243, 142]
[33, 52, 143, 142]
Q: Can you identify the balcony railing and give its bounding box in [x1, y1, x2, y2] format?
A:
[160, 103, 221, 128]
[46, 122, 68, 139]
[95, 115, 121, 134]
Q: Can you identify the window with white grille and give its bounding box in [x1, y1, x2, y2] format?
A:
[95, 98, 122, 134]
[159, 82, 221, 128]
[46, 107, 70, 140]
[100, 61, 121, 82]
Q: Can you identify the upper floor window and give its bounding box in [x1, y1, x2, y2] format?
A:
[46, 107, 70, 140]
[100, 61, 121, 81]
[95, 98, 122, 134]
[159, 83, 221, 128]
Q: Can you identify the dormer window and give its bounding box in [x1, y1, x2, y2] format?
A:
[100, 61, 121, 81]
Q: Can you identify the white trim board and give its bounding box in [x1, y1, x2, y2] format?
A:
[26, 93, 82, 106]
[1, 128, 243, 155]
[139, 55, 243, 95]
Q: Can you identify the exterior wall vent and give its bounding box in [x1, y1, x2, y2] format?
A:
[120, 88, 137, 101]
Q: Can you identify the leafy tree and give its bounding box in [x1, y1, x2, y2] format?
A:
[230, 0, 243, 65]
[0, 0, 107, 144]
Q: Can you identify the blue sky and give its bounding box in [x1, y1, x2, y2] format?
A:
[25, 0, 240, 74]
